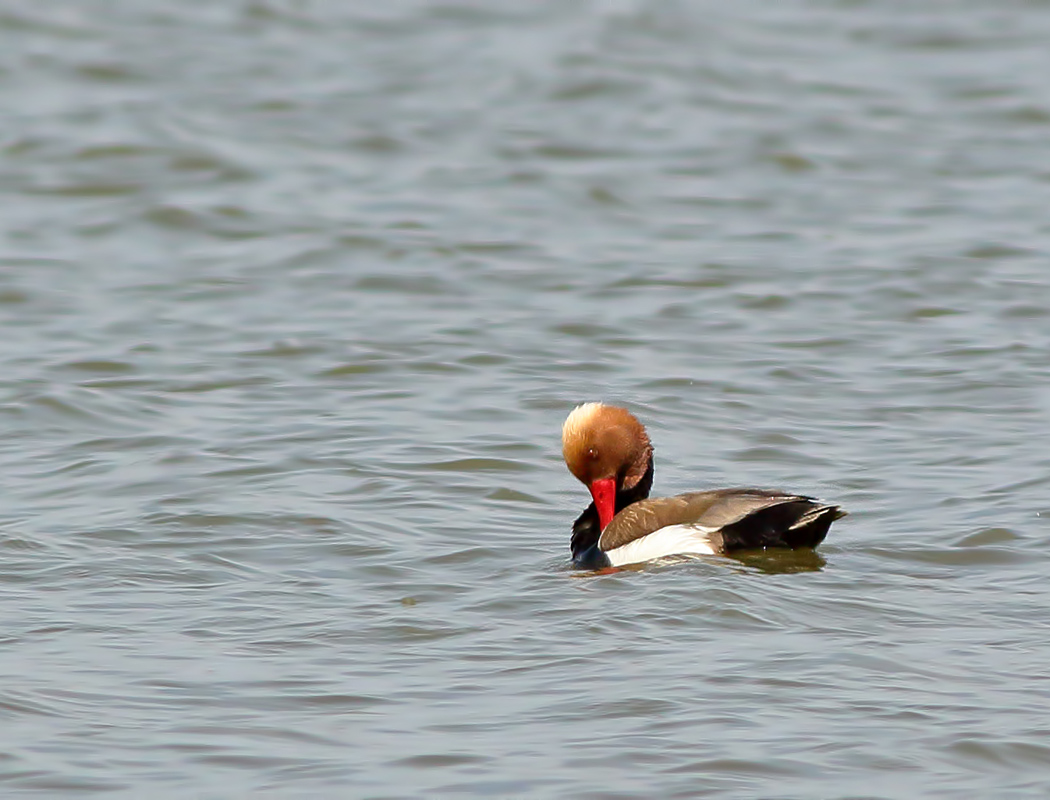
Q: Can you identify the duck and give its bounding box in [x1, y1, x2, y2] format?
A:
[562, 402, 845, 569]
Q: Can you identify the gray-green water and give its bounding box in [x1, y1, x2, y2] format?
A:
[3, 1, 1050, 797]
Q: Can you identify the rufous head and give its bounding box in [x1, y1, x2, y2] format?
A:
[562, 403, 652, 531]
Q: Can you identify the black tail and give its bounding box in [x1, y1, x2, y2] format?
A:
[783, 504, 846, 549]
[717, 500, 845, 552]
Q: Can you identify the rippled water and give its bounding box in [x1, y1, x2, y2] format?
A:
[3, 1, 1050, 796]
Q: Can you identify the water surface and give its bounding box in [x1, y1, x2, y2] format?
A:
[3, 1, 1050, 797]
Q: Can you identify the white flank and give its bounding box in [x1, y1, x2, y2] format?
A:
[604, 524, 717, 567]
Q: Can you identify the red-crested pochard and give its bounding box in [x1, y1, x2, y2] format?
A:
[562, 403, 845, 569]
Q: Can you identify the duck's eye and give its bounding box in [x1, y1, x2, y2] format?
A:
[587, 447, 598, 460]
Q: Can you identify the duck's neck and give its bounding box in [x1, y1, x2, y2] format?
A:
[570, 457, 654, 559]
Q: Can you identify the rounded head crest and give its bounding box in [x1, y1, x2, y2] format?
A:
[561, 402, 652, 490]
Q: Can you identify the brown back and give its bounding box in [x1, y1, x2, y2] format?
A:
[598, 489, 806, 551]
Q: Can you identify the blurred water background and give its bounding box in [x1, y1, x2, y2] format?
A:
[3, 1, 1050, 797]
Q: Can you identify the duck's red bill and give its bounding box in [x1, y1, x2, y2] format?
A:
[589, 478, 616, 531]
